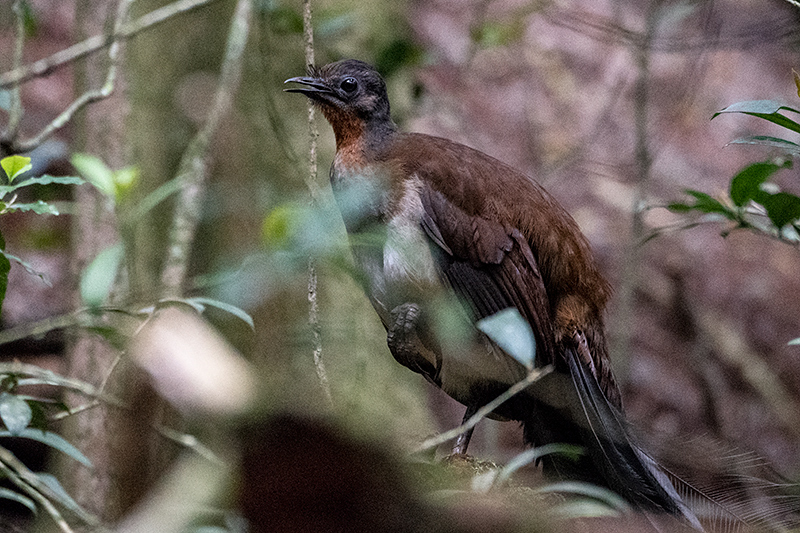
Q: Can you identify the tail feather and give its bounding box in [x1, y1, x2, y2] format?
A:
[561, 343, 703, 527]
[524, 336, 800, 532]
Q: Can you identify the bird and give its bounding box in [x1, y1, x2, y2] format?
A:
[285, 59, 699, 525]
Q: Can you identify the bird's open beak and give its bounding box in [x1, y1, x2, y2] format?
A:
[283, 76, 334, 96]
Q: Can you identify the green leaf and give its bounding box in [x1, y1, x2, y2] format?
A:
[0, 392, 32, 435]
[729, 161, 785, 207]
[80, 243, 124, 308]
[1, 155, 32, 183]
[551, 499, 622, 519]
[536, 481, 631, 512]
[788, 337, 800, 346]
[0, 174, 85, 197]
[0, 487, 36, 513]
[679, 190, 737, 219]
[476, 308, 536, 369]
[728, 135, 800, 156]
[761, 192, 800, 228]
[4, 200, 60, 215]
[0, 428, 92, 466]
[34, 473, 85, 515]
[0, 231, 9, 317]
[495, 444, 584, 487]
[127, 175, 182, 222]
[0, 249, 51, 287]
[71, 153, 115, 198]
[186, 297, 255, 330]
[712, 100, 800, 134]
[666, 202, 693, 213]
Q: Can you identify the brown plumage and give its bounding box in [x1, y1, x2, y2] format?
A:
[285, 59, 699, 525]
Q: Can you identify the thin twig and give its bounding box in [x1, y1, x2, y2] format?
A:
[0, 452, 75, 533]
[1, 359, 223, 463]
[0, 0, 222, 89]
[300, 0, 332, 406]
[4, 0, 25, 140]
[7, 0, 132, 154]
[0, 445, 102, 529]
[159, 0, 252, 296]
[412, 366, 553, 454]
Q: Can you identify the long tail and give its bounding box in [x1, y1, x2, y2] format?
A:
[523, 336, 702, 528]
[524, 336, 800, 532]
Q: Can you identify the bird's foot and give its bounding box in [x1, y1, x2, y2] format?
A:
[387, 303, 423, 364]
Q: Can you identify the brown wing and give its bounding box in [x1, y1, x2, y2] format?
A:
[416, 183, 558, 369]
[381, 133, 610, 372]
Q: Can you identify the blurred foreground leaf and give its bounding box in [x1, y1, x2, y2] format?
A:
[477, 308, 536, 369]
[0, 428, 92, 466]
[80, 243, 123, 308]
[0, 487, 36, 513]
[0, 392, 32, 435]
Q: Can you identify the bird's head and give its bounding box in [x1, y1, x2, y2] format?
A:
[284, 59, 393, 132]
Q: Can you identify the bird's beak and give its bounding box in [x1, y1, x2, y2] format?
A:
[283, 76, 334, 97]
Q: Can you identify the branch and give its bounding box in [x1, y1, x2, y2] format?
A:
[0, 445, 102, 530]
[3, 0, 26, 140]
[5, 0, 133, 154]
[159, 0, 252, 296]
[299, 0, 332, 405]
[412, 366, 553, 454]
[0, 0, 222, 89]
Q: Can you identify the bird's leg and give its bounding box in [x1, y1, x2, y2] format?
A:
[386, 303, 441, 384]
[452, 404, 478, 456]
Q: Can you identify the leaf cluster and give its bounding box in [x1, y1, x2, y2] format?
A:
[669, 98, 800, 243]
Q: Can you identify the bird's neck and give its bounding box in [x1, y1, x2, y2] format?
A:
[322, 108, 396, 163]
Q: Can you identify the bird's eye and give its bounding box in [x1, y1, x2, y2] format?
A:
[340, 77, 358, 93]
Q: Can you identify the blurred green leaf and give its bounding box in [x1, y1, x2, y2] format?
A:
[476, 308, 536, 369]
[80, 243, 123, 308]
[471, 20, 525, 48]
[536, 481, 630, 513]
[0, 392, 32, 435]
[1, 155, 32, 183]
[113, 166, 139, 200]
[376, 39, 422, 78]
[266, 6, 303, 34]
[0, 249, 51, 287]
[761, 192, 800, 228]
[35, 473, 86, 516]
[0, 487, 36, 513]
[185, 297, 255, 330]
[71, 153, 115, 198]
[729, 161, 786, 207]
[788, 337, 800, 346]
[127, 175, 183, 222]
[494, 443, 584, 487]
[316, 13, 355, 38]
[551, 499, 623, 519]
[262, 203, 296, 247]
[669, 190, 737, 220]
[4, 200, 60, 215]
[713, 100, 800, 134]
[0, 174, 84, 197]
[0, 428, 91, 466]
